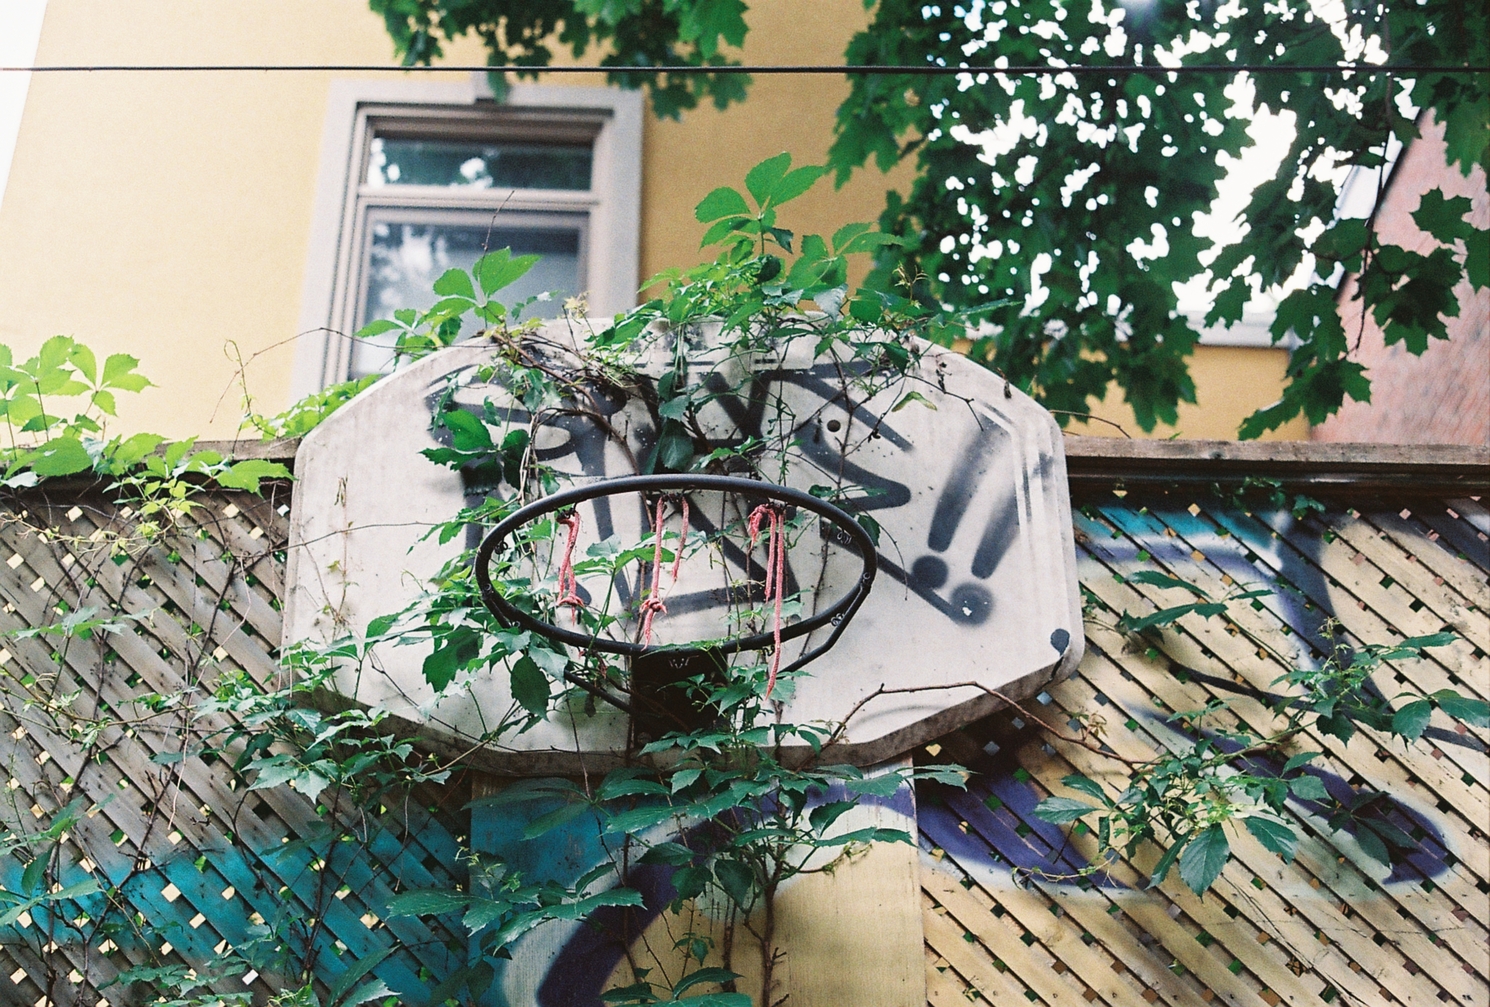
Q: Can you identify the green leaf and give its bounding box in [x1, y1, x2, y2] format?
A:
[1178, 824, 1230, 895]
[855, 513, 881, 547]
[674, 967, 741, 997]
[713, 859, 755, 907]
[386, 890, 470, 917]
[603, 802, 680, 835]
[839, 230, 903, 255]
[1411, 189, 1474, 245]
[1281, 751, 1323, 773]
[522, 801, 589, 840]
[676, 994, 752, 1007]
[1288, 775, 1329, 802]
[68, 343, 97, 384]
[769, 164, 826, 207]
[21, 854, 46, 895]
[101, 353, 151, 392]
[1310, 218, 1370, 263]
[1352, 822, 1391, 865]
[1435, 692, 1490, 727]
[1362, 816, 1415, 851]
[1032, 796, 1098, 823]
[1315, 713, 1356, 744]
[105, 432, 166, 469]
[1147, 835, 1187, 888]
[1124, 570, 1208, 596]
[808, 800, 857, 834]
[366, 613, 399, 639]
[433, 267, 476, 299]
[326, 945, 396, 1007]
[744, 153, 792, 208]
[638, 841, 695, 866]
[1396, 632, 1457, 651]
[695, 186, 750, 223]
[1465, 227, 1488, 290]
[832, 221, 874, 252]
[839, 774, 903, 797]
[510, 655, 551, 718]
[658, 396, 691, 420]
[215, 459, 292, 493]
[699, 215, 752, 248]
[340, 979, 395, 1007]
[1243, 816, 1297, 862]
[423, 625, 480, 692]
[1390, 700, 1433, 741]
[891, 390, 936, 412]
[438, 406, 494, 452]
[1120, 600, 1227, 632]
[23, 436, 93, 477]
[355, 318, 403, 339]
[475, 249, 541, 297]
[1061, 774, 1107, 802]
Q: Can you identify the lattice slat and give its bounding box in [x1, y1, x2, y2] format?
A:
[923, 486, 1489, 1007]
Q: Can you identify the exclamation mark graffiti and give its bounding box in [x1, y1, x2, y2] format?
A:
[907, 425, 1018, 625]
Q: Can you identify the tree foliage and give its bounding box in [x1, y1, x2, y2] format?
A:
[378, 0, 1489, 435]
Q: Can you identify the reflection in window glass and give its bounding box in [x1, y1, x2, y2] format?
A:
[367, 138, 593, 190]
[353, 223, 580, 377]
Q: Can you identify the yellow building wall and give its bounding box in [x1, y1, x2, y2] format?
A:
[1063, 346, 1309, 441]
[0, 0, 1297, 443]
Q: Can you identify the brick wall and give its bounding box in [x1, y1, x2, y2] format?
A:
[1312, 118, 1490, 446]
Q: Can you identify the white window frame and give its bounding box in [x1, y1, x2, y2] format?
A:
[293, 77, 642, 397]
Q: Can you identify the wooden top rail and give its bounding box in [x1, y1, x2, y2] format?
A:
[1063, 435, 1490, 494]
[24, 434, 1481, 496]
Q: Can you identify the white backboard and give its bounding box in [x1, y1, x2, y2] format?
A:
[284, 322, 1083, 772]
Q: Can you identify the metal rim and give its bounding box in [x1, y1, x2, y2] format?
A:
[474, 473, 877, 660]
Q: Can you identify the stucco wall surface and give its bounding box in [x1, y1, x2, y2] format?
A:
[0, 0, 908, 440]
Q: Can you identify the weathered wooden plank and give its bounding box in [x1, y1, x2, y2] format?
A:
[0, 531, 452, 993]
[1085, 601, 1490, 939]
[1080, 507, 1490, 822]
[925, 945, 985, 1007]
[0, 519, 278, 685]
[1104, 501, 1490, 722]
[1130, 502, 1490, 805]
[920, 854, 1093, 1005]
[1050, 665, 1438, 1003]
[1047, 665, 1476, 1006]
[1248, 505, 1490, 686]
[1077, 522, 1490, 844]
[1417, 504, 1490, 571]
[1446, 497, 1490, 532]
[1366, 508, 1490, 612]
[1324, 511, 1490, 653]
[1009, 751, 1332, 1007]
[922, 891, 1034, 1004]
[921, 808, 1207, 1007]
[922, 866, 1145, 1007]
[1075, 620, 1490, 975]
[1062, 438, 1490, 493]
[929, 782, 1271, 1007]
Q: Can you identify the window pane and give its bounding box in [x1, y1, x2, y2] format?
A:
[353, 222, 580, 377]
[368, 138, 592, 190]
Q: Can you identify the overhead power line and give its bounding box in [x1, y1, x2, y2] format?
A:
[0, 62, 1485, 76]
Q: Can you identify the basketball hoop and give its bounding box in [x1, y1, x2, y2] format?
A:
[473, 474, 878, 735]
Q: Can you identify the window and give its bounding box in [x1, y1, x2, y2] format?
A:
[294, 80, 642, 393]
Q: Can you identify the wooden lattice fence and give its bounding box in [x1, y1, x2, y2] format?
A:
[0, 474, 477, 1006]
[0, 442, 1484, 1007]
[920, 479, 1489, 1007]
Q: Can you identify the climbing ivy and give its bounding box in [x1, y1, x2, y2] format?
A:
[1032, 572, 1488, 895]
